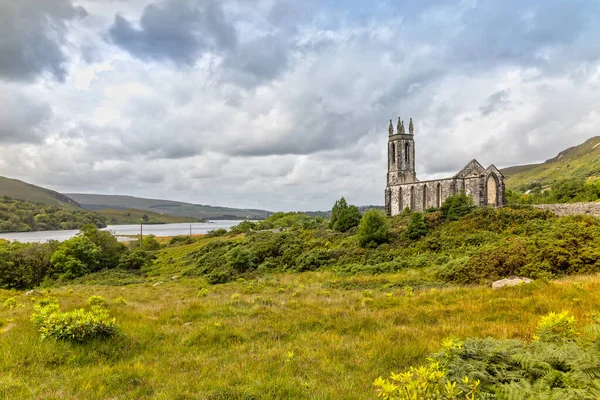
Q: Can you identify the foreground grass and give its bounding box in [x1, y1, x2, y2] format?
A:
[1, 272, 600, 399]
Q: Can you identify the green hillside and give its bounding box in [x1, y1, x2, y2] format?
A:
[0, 177, 80, 209]
[502, 136, 600, 189]
[66, 193, 271, 220]
[96, 208, 203, 225]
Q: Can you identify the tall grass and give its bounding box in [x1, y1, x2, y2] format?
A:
[2, 272, 600, 399]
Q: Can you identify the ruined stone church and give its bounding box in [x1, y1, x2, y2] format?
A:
[385, 117, 505, 216]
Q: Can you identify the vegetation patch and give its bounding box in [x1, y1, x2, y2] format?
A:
[31, 300, 119, 342]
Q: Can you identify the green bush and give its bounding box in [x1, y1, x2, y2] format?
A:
[118, 250, 156, 271]
[534, 311, 577, 343]
[329, 197, 362, 232]
[357, 210, 389, 248]
[50, 235, 102, 280]
[31, 302, 119, 342]
[405, 212, 428, 240]
[226, 247, 254, 273]
[441, 193, 473, 221]
[205, 229, 228, 238]
[3, 297, 19, 310]
[383, 312, 600, 399]
[88, 295, 107, 307]
[373, 361, 481, 399]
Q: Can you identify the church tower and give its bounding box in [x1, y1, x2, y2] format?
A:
[387, 117, 416, 186]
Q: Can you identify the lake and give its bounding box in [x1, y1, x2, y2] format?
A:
[0, 220, 242, 243]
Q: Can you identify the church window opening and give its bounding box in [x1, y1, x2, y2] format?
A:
[405, 143, 410, 164]
[399, 187, 403, 211]
[437, 183, 442, 208]
[391, 143, 396, 165]
[422, 185, 428, 210]
[410, 186, 415, 209]
[487, 175, 498, 206]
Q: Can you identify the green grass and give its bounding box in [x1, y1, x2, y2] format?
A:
[96, 208, 203, 225]
[2, 272, 600, 399]
[503, 136, 600, 189]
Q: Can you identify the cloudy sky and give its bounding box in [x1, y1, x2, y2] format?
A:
[1, 0, 599, 211]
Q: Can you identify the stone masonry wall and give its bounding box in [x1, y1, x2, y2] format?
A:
[532, 202, 600, 217]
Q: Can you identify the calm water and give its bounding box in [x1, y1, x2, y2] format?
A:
[0, 220, 242, 243]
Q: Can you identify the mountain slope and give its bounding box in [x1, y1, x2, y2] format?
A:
[502, 136, 600, 189]
[66, 193, 271, 220]
[0, 176, 80, 209]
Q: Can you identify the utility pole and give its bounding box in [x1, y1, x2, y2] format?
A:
[140, 219, 143, 248]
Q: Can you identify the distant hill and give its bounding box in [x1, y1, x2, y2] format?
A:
[502, 136, 600, 189]
[96, 208, 203, 225]
[0, 176, 80, 209]
[66, 193, 272, 220]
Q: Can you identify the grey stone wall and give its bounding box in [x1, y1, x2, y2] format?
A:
[389, 179, 455, 214]
[532, 202, 600, 217]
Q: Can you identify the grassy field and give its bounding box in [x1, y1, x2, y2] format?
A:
[97, 208, 203, 225]
[1, 270, 599, 399]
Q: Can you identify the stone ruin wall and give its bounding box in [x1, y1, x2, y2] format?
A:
[532, 202, 600, 217]
[389, 179, 455, 214]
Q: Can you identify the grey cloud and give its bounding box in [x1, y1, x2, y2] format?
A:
[108, 0, 237, 65]
[222, 34, 290, 87]
[479, 90, 511, 116]
[0, 89, 52, 143]
[0, 0, 87, 82]
[450, 0, 600, 70]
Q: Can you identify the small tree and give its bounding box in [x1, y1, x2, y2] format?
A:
[441, 193, 473, 221]
[329, 197, 362, 232]
[329, 197, 349, 229]
[358, 210, 389, 248]
[335, 205, 362, 232]
[406, 212, 428, 240]
[50, 236, 101, 280]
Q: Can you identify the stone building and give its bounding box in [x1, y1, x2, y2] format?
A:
[385, 117, 505, 216]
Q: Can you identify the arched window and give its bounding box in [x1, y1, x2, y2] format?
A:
[391, 143, 396, 166]
[405, 143, 410, 164]
[385, 188, 391, 216]
[423, 185, 428, 210]
[437, 183, 442, 208]
[398, 187, 403, 212]
[487, 175, 498, 206]
[410, 186, 415, 210]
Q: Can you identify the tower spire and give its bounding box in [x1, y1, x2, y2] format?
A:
[397, 117, 402, 133]
[409, 118, 414, 134]
[388, 119, 394, 136]
[400, 120, 405, 134]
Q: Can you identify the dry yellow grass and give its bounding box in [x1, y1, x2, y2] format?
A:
[1, 271, 600, 399]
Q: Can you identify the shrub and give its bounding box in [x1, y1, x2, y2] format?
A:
[88, 295, 107, 307]
[229, 221, 257, 234]
[357, 210, 389, 248]
[50, 235, 102, 280]
[141, 235, 161, 251]
[206, 229, 227, 238]
[3, 297, 19, 310]
[31, 302, 119, 342]
[293, 248, 331, 272]
[226, 247, 254, 273]
[373, 361, 481, 400]
[405, 212, 428, 240]
[114, 297, 128, 305]
[441, 193, 473, 221]
[118, 250, 156, 271]
[330, 197, 362, 232]
[169, 235, 195, 245]
[534, 311, 577, 343]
